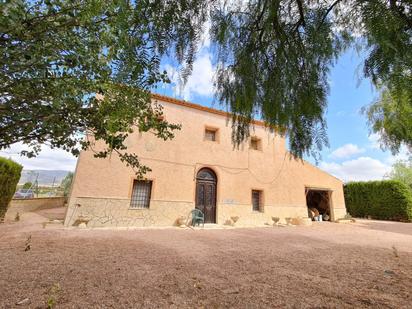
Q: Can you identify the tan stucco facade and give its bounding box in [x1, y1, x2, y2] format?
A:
[64, 94, 346, 228]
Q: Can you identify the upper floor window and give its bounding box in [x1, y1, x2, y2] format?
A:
[250, 137, 262, 151]
[130, 180, 152, 209]
[204, 127, 218, 142]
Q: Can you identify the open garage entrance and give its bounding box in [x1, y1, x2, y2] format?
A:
[305, 188, 332, 221]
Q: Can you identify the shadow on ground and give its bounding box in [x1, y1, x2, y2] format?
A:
[0, 209, 411, 308]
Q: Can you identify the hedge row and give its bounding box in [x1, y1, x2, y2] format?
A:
[0, 157, 22, 220]
[344, 180, 412, 222]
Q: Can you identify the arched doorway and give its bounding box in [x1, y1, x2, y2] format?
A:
[195, 168, 217, 223]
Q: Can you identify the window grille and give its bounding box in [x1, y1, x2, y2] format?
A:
[130, 180, 152, 208]
[205, 129, 217, 141]
[252, 190, 262, 212]
[250, 137, 261, 150]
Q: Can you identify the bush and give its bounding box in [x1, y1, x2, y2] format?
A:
[344, 180, 412, 222]
[0, 157, 22, 220]
[60, 172, 74, 197]
[22, 182, 33, 189]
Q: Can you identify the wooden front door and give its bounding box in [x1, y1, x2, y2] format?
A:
[195, 168, 217, 223]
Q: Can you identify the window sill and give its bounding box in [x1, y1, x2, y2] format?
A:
[252, 210, 264, 213]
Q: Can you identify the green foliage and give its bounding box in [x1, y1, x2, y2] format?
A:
[210, 0, 350, 159]
[344, 180, 412, 222]
[208, 0, 412, 158]
[0, 0, 206, 176]
[46, 283, 61, 309]
[0, 157, 22, 220]
[22, 182, 32, 189]
[364, 89, 412, 153]
[361, 1, 412, 153]
[388, 157, 412, 189]
[1, 0, 411, 168]
[60, 172, 74, 197]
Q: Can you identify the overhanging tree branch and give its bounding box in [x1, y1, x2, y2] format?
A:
[318, 0, 343, 29]
[295, 0, 306, 30]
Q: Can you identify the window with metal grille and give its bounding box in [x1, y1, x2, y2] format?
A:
[130, 180, 152, 208]
[250, 137, 262, 150]
[205, 128, 217, 141]
[252, 190, 263, 212]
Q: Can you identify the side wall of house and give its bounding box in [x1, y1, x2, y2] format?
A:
[64, 98, 346, 227]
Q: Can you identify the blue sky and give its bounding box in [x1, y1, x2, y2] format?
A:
[157, 45, 409, 182]
[1, 43, 408, 181]
[315, 48, 409, 182]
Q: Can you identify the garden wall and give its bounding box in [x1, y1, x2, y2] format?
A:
[5, 197, 66, 221]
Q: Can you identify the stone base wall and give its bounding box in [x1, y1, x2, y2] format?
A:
[5, 197, 66, 221]
[64, 197, 194, 228]
[217, 204, 311, 226]
[65, 197, 347, 228]
[218, 204, 348, 225]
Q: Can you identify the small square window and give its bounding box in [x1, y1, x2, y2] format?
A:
[252, 190, 263, 212]
[130, 180, 152, 209]
[205, 128, 217, 142]
[250, 137, 261, 150]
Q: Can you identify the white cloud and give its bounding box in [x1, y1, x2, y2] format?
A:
[367, 133, 381, 149]
[165, 51, 214, 101]
[320, 156, 391, 182]
[330, 143, 365, 159]
[385, 145, 410, 165]
[367, 132, 410, 164]
[162, 17, 215, 101]
[321, 134, 410, 182]
[200, 19, 211, 48]
[0, 143, 77, 171]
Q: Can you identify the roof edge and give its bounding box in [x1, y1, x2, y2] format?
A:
[151, 93, 268, 128]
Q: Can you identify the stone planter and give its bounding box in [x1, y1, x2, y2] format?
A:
[176, 216, 186, 227]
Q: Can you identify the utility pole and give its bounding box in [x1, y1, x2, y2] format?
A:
[51, 176, 56, 196]
[34, 173, 39, 198]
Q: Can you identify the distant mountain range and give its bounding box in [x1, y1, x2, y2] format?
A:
[19, 170, 72, 186]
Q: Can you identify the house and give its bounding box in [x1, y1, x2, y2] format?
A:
[64, 94, 346, 227]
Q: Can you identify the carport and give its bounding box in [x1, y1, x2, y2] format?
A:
[305, 188, 334, 221]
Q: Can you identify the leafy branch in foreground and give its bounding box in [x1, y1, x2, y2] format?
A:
[361, 0, 412, 154]
[0, 0, 206, 176]
[363, 88, 412, 154]
[210, 0, 351, 159]
[207, 0, 411, 158]
[1, 0, 411, 172]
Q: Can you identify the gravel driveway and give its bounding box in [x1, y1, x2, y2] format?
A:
[0, 210, 411, 308]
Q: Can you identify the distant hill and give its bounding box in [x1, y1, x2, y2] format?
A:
[19, 170, 72, 186]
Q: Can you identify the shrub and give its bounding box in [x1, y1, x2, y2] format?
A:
[0, 157, 22, 220]
[60, 172, 74, 197]
[344, 180, 412, 222]
[22, 182, 33, 189]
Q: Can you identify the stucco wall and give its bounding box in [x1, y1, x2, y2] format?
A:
[65, 96, 346, 227]
[5, 197, 66, 221]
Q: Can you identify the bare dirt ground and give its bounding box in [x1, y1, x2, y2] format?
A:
[0, 209, 411, 308]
